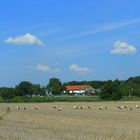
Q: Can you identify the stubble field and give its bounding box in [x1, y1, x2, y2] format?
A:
[0, 101, 140, 140]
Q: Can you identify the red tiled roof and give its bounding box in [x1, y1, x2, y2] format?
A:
[65, 85, 89, 91]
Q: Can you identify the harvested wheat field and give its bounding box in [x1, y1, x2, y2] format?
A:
[0, 101, 140, 140]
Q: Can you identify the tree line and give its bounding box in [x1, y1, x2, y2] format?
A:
[0, 76, 140, 101]
[0, 81, 46, 100]
[64, 76, 140, 100]
[0, 78, 64, 100]
[99, 76, 140, 100]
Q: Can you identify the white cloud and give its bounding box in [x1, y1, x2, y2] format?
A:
[36, 64, 60, 73]
[36, 64, 51, 72]
[111, 41, 137, 55]
[69, 64, 93, 74]
[4, 33, 45, 46]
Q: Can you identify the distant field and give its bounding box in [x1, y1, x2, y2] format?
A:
[0, 102, 140, 140]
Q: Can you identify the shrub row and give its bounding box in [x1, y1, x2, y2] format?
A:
[0, 96, 140, 103]
[0, 96, 101, 103]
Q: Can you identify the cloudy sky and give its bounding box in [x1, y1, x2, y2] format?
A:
[0, 0, 140, 86]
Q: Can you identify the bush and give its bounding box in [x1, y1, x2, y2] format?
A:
[0, 96, 100, 103]
[99, 80, 122, 100]
[0, 88, 15, 101]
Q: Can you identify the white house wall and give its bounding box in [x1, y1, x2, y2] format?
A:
[69, 90, 85, 93]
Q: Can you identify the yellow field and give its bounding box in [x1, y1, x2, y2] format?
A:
[0, 101, 140, 140]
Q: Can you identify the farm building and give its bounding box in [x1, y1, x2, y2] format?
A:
[64, 85, 95, 95]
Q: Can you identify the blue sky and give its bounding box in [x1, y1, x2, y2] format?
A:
[0, 0, 140, 86]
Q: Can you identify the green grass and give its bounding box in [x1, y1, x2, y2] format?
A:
[0, 96, 101, 103]
[121, 96, 140, 101]
[0, 96, 140, 103]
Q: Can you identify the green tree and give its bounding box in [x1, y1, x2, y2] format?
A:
[15, 81, 34, 97]
[111, 80, 122, 100]
[130, 84, 140, 97]
[47, 78, 63, 95]
[40, 86, 46, 96]
[99, 80, 113, 99]
[99, 80, 122, 100]
[119, 82, 135, 97]
[32, 84, 41, 96]
[0, 88, 15, 100]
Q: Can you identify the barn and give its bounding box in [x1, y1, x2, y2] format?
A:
[64, 85, 95, 95]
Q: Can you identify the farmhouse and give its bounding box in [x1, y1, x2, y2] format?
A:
[64, 85, 95, 95]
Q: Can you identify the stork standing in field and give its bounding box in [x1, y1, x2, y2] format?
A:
[58, 106, 63, 111]
[35, 105, 39, 110]
[104, 106, 107, 110]
[80, 105, 84, 109]
[98, 105, 107, 110]
[88, 106, 91, 110]
[53, 105, 58, 109]
[117, 106, 123, 109]
[73, 106, 79, 109]
[136, 105, 139, 109]
[124, 106, 128, 109]
[16, 106, 20, 110]
[7, 107, 10, 111]
[130, 107, 133, 111]
[99, 106, 104, 110]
